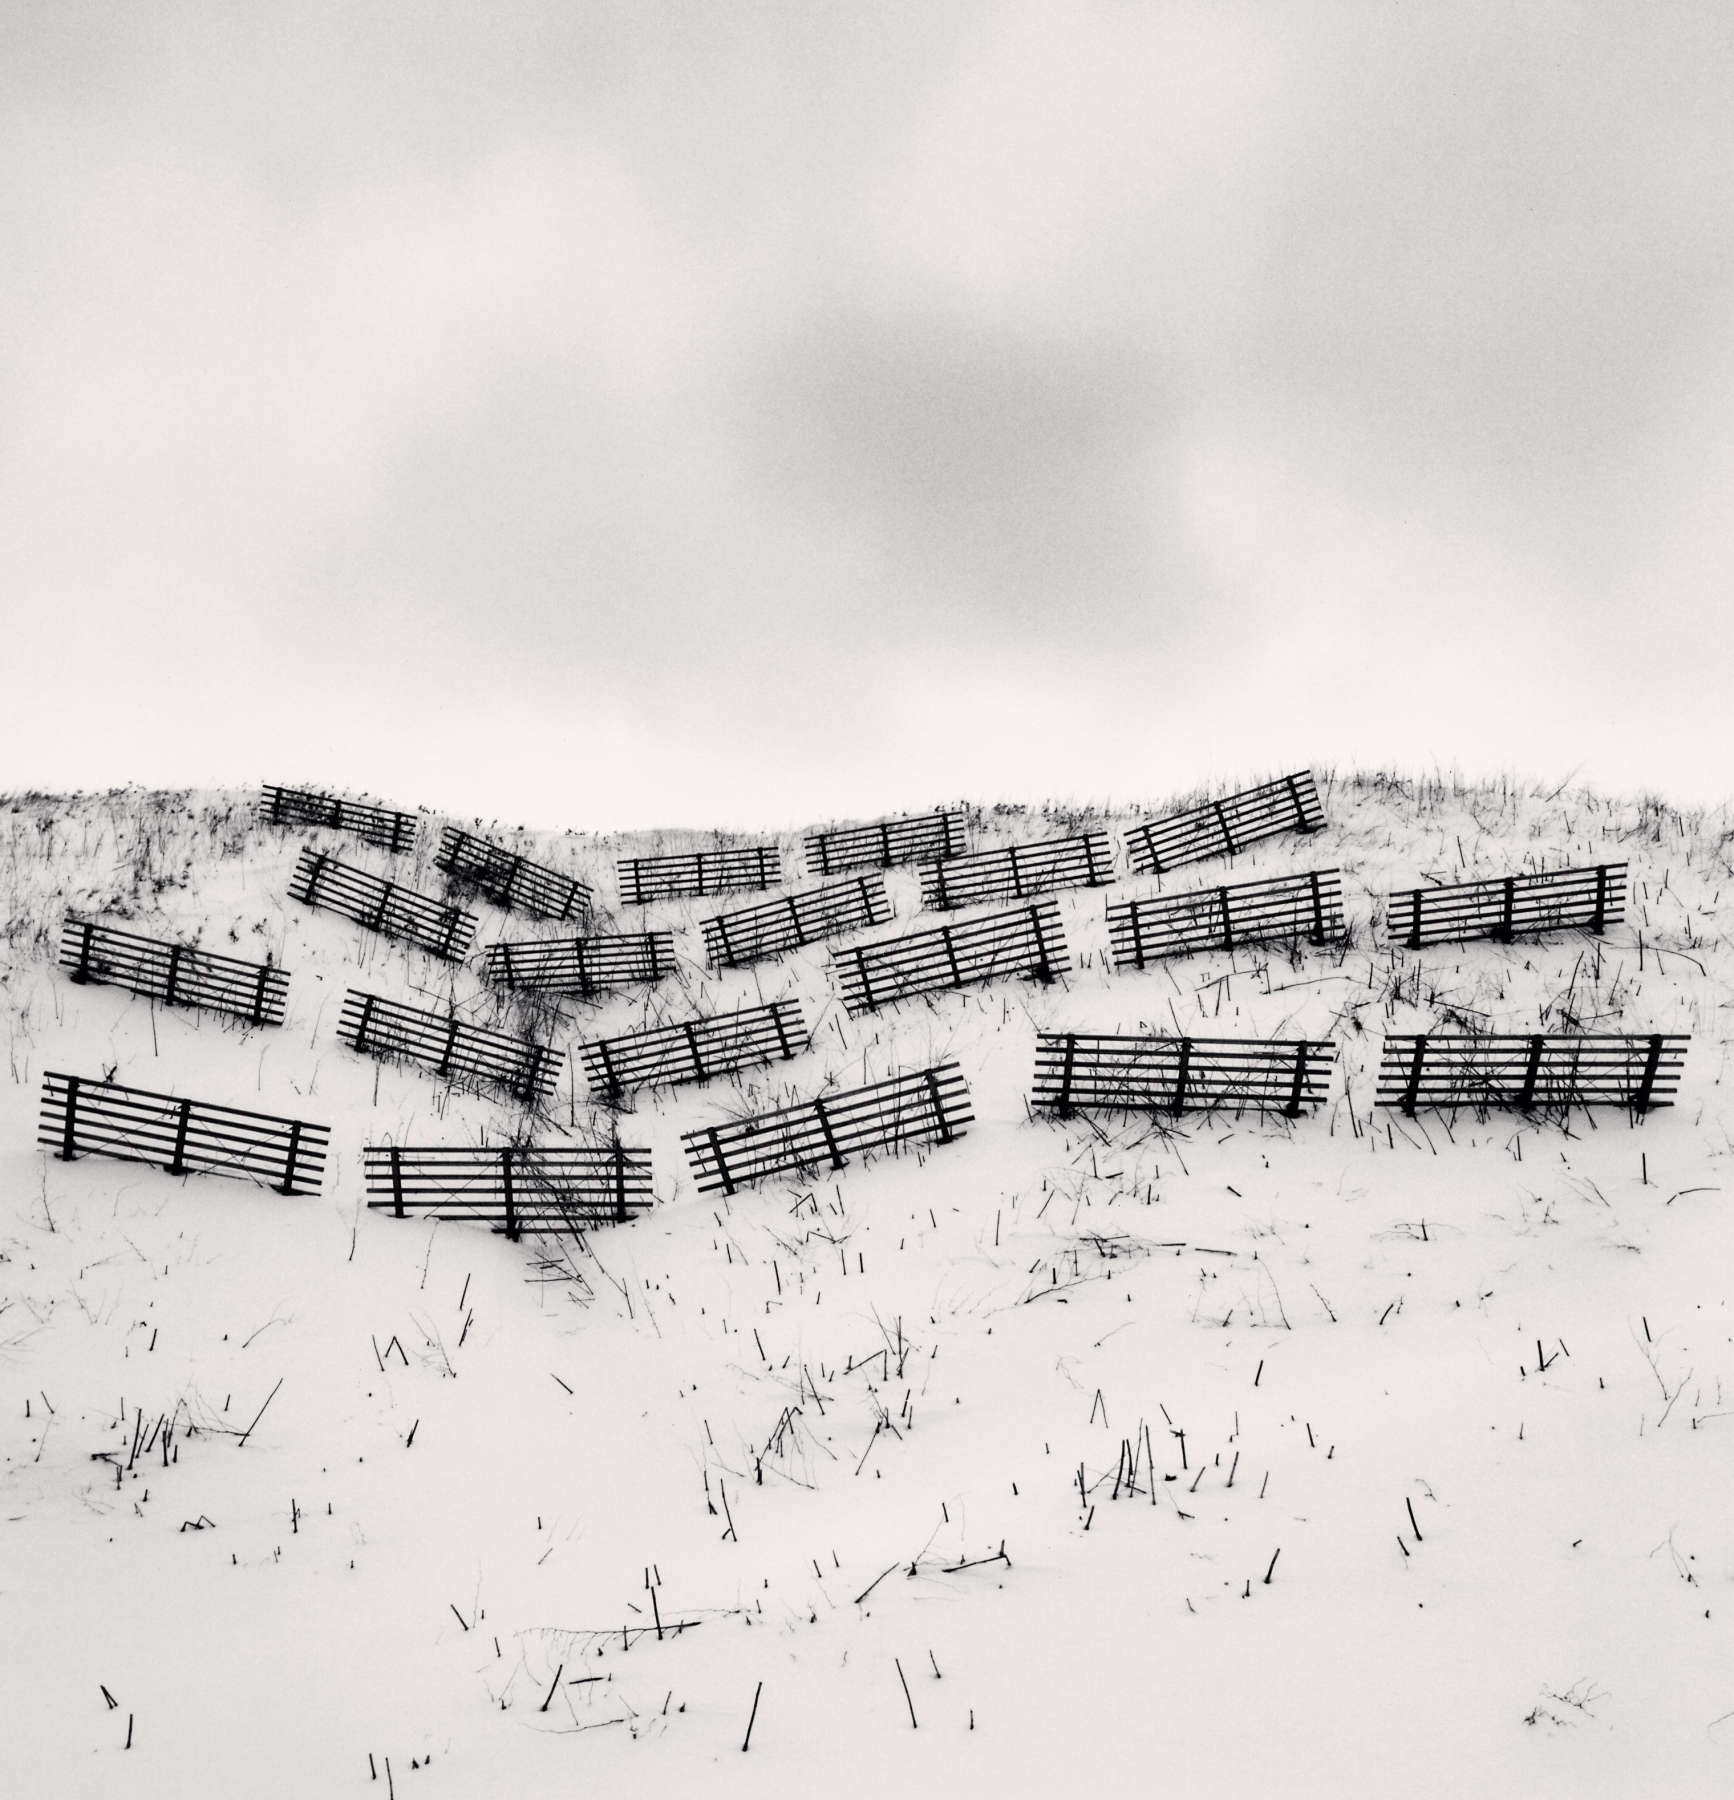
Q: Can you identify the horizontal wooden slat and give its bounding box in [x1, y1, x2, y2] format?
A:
[289, 848, 476, 960]
[617, 845, 782, 905]
[1376, 1033, 1687, 1113]
[477, 932, 677, 995]
[336, 991, 562, 1103]
[435, 827, 592, 924]
[804, 810, 968, 877]
[1124, 772, 1324, 875]
[832, 899, 1070, 1014]
[59, 917, 290, 1025]
[1032, 1033, 1334, 1116]
[261, 784, 419, 854]
[1383, 864, 1627, 947]
[1107, 869, 1346, 968]
[702, 874, 891, 968]
[919, 832, 1113, 910]
[578, 1000, 808, 1100]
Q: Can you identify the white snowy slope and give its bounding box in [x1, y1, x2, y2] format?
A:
[1, 773, 1729, 1799]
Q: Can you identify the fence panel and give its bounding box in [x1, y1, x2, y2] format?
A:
[1124, 772, 1324, 875]
[336, 990, 562, 1103]
[805, 810, 968, 877]
[832, 899, 1070, 1014]
[261, 784, 418, 854]
[681, 1062, 972, 1195]
[618, 845, 782, 906]
[1107, 869, 1346, 969]
[1032, 1034, 1334, 1117]
[578, 1000, 808, 1101]
[477, 932, 677, 996]
[702, 874, 891, 968]
[363, 1143, 651, 1236]
[920, 832, 1113, 910]
[1385, 864, 1627, 948]
[1376, 1033, 1686, 1115]
[60, 917, 290, 1025]
[39, 1071, 327, 1194]
[435, 826, 593, 924]
[289, 848, 476, 960]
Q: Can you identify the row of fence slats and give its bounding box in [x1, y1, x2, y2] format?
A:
[262, 784, 418, 854]
[59, 918, 290, 1025]
[919, 832, 1113, 910]
[477, 932, 677, 994]
[1377, 1034, 1687, 1113]
[618, 845, 783, 905]
[1032, 1034, 1334, 1115]
[1389, 864, 1628, 948]
[38, 1072, 328, 1194]
[289, 848, 477, 960]
[435, 827, 593, 924]
[804, 810, 968, 877]
[1124, 772, 1324, 875]
[337, 991, 562, 1102]
[361, 1145, 651, 1233]
[680, 1061, 972, 1195]
[833, 899, 1070, 1014]
[578, 1000, 808, 1100]
[1107, 870, 1346, 968]
[702, 874, 891, 968]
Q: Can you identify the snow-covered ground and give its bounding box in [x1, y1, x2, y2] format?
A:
[3, 772, 1730, 1798]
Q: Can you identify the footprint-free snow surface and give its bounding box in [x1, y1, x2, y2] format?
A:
[3, 774, 1730, 1797]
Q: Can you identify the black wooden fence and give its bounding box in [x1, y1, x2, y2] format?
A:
[1032, 1033, 1335, 1118]
[702, 874, 892, 969]
[833, 899, 1070, 1015]
[60, 917, 290, 1026]
[477, 932, 678, 996]
[618, 845, 782, 906]
[804, 810, 968, 877]
[1107, 869, 1346, 970]
[289, 848, 477, 961]
[920, 832, 1113, 910]
[336, 990, 562, 1104]
[578, 1000, 808, 1102]
[681, 1061, 972, 1196]
[39, 1072, 328, 1195]
[363, 1142, 651, 1236]
[261, 784, 418, 854]
[435, 826, 593, 924]
[1124, 772, 1324, 875]
[1385, 864, 1627, 949]
[1377, 1033, 1687, 1116]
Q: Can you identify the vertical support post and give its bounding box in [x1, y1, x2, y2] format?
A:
[1172, 1039, 1193, 1116]
[932, 856, 950, 910]
[879, 821, 893, 868]
[59, 1075, 81, 1161]
[72, 919, 95, 983]
[390, 1145, 405, 1218]
[682, 1020, 707, 1085]
[437, 906, 464, 962]
[163, 944, 184, 1008]
[1219, 886, 1234, 954]
[812, 1097, 846, 1171]
[167, 1097, 193, 1176]
[1591, 864, 1609, 934]
[1401, 1036, 1428, 1116]
[924, 1069, 954, 1143]
[354, 994, 377, 1055]
[269, 787, 286, 825]
[940, 924, 963, 989]
[1127, 900, 1146, 971]
[371, 880, 395, 934]
[1007, 844, 1024, 900]
[707, 1126, 734, 1197]
[1406, 889, 1424, 951]
[251, 963, 272, 1027]
[1517, 1035, 1545, 1110]
[437, 1014, 459, 1078]
[1057, 1033, 1078, 1117]
[714, 910, 740, 969]
[1214, 802, 1237, 858]
[502, 1146, 517, 1241]
[1284, 1041, 1309, 1117]
[278, 1121, 302, 1195]
[1287, 774, 1316, 833]
[1029, 905, 1054, 984]
[1497, 877, 1516, 943]
[613, 1141, 630, 1223]
[853, 945, 875, 1013]
[593, 1038, 624, 1106]
[303, 852, 329, 908]
[1307, 871, 1326, 947]
[856, 876, 877, 926]
[1633, 1034, 1665, 1114]
[768, 1001, 797, 1062]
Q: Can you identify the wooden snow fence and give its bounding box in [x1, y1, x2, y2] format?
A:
[681, 1061, 972, 1196]
[1377, 1032, 1687, 1117]
[1384, 863, 1627, 949]
[363, 1142, 651, 1237]
[1033, 1033, 1335, 1118]
[336, 990, 562, 1104]
[435, 826, 593, 924]
[60, 916, 290, 1026]
[261, 784, 418, 854]
[702, 874, 891, 969]
[477, 931, 678, 996]
[578, 1000, 809, 1103]
[618, 845, 782, 906]
[289, 848, 477, 961]
[804, 810, 968, 877]
[1107, 869, 1346, 970]
[833, 899, 1070, 1015]
[919, 831, 1113, 910]
[40, 1072, 328, 1195]
[1123, 772, 1324, 875]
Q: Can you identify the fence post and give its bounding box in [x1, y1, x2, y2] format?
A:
[853, 945, 875, 1013]
[613, 1141, 630, 1223]
[1218, 887, 1234, 954]
[163, 943, 184, 1008]
[1497, 877, 1516, 944]
[878, 821, 893, 868]
[1127, 901, 1146, 970]
[940, 924, 963, 989]
[59, 1075, 81, 1161]
[1007, 844, 1024, 900]
[1029, 906, 1054, 984]
[371, 880, 396, 934]
[1592, 864, 1609, 934]
[682, 1021, 707, 1085]
[1634, 1034, 1665, 1114]
[269, 786, 286, 825]
[1284, 1041, 1309, 1118]
[1214, 802, 1237, 858]
[72, 919, 95, 983]
[923, 1069, 954, 1143]
[1057, 1033, 1078, 1117]
[769, 1001, 797, 1062]
[1401, 1036, 1428, 1116]
[438, 1014, 460, 1078]
[251, 963, 273, 1027]
[304, 852, 329, 908]
[167, 1097, 193, 1176]
[502, 1146, 517, 1241]
[1517, 1035, 1545, 1110]
[438, 907, 464, 962]
[1307, 872, 1327, 947]
[354, 994, 377, 1055]
[1407, 889, 1424, 951]
[1287, 774, 1316, 833]
[278, 1121, 303, 1196]
[707, 1126, 734, 1196]
[813, 1097, 846, 1171]
[593, 1038, 624, 1107]
[1173, 1039, 1192, 1115]
[932, 856, 950, 910]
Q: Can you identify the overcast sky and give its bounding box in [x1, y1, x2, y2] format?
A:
[2, 3, 1731, 830]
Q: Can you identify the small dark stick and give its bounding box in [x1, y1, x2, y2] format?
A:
[895, 1658, 918, 1728]
[237, 1377, 283, 1448]
[742, 1680, 763, 1752]
[540, 1663, 564, 1712]
[1406, 1496, 1423, 1542]
[126, 1714, 133, 1749]
[1263, 1547, 1280, 1585]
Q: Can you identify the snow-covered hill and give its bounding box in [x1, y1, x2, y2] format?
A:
[3, 772, 1730, 1799]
